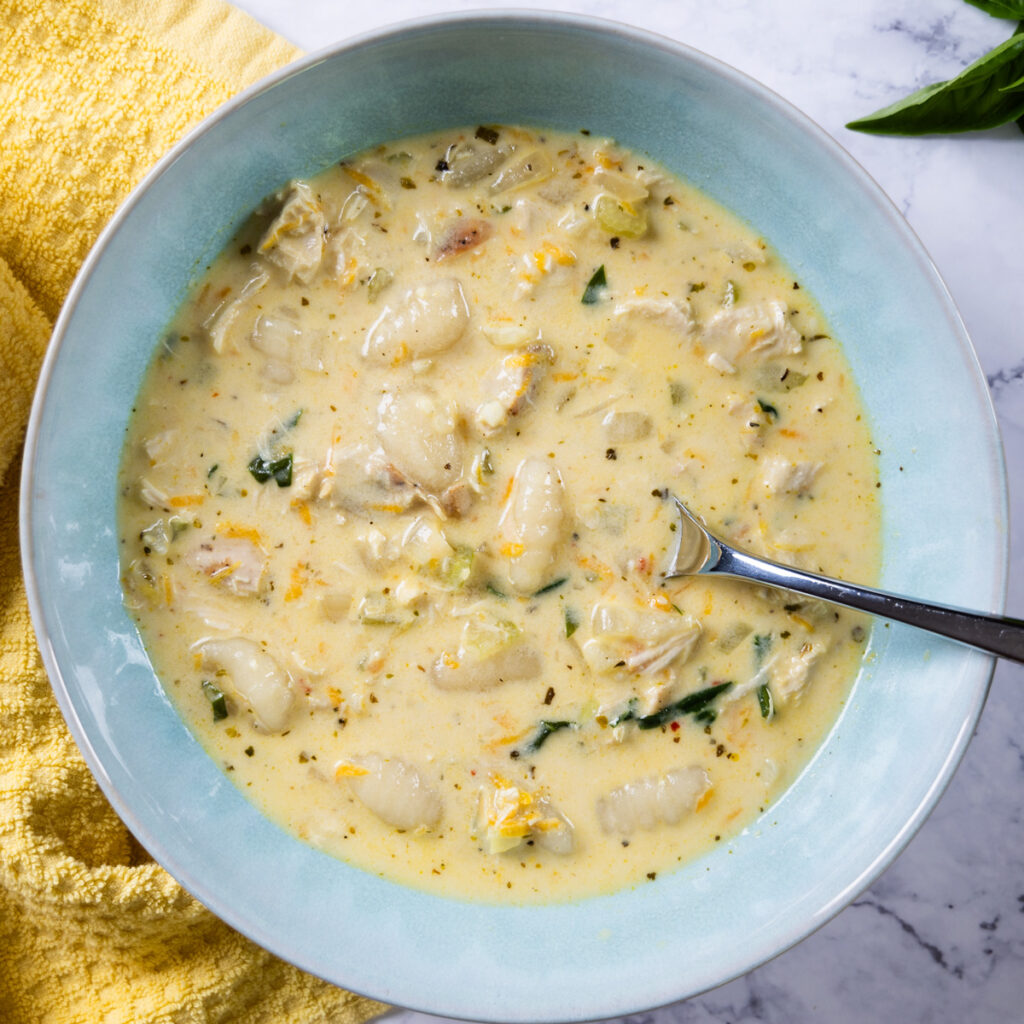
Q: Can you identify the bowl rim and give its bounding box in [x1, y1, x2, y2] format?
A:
[20, 8, 1007, 1020]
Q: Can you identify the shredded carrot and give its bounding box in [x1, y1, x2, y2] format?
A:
[340, 256, 358, 288]
[340, 165, 386, 207]
[576, 553, 613, 578]
[215, 521, 263, 544]
[290, 499, 312, 526]
[284, 564, 311, 603]
[169, 494, 205, 507]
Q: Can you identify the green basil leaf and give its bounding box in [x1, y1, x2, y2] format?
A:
[533, 576, 568, 597]
[201, 680, 228, 722]
[965, 0, 1024, 19]
[846, 29, 1024, 135]
[524, 719, 574, 753]
[248, 452, 293, 487]
[581, 265, 608, 304]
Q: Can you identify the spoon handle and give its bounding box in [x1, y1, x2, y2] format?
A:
[711, 542, 1023, 663]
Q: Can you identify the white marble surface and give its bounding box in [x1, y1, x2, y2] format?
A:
[233, 2, 1024, 1021]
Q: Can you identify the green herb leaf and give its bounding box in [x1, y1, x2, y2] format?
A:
[581, 265, 608, 305]
[475, 124, 501, 145]
[753, 633, 773, 666]
[564, 607, 580, 638]
[533, 576, 568, 597]
[524, 719, 574, 753]
[757, 683, 775, 720]
[606, 698, 639, 728]
[201, 680, 228, 722]
[636, 682, 733, 730]
[756, 398, 780, 422]
[247, 452, 293, 487]
[846, 29, 1024, 135]
[965, 0, 1024, 19]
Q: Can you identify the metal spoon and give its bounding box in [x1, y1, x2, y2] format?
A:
[663, 493, 1024, 663]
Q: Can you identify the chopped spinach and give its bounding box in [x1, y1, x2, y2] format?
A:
[635, 682, 733, 729]
[581, 265, 608, 304]
[524, 719, 574, 753]
[564, 607, 580, 638]
[753, 633, 773, 665]
[201, 680, 228, 722]
[603, 683, 733, 733]
[533, 576, 568, 597]
[247, 452, 293, 487]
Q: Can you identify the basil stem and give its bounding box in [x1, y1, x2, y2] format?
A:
[846, 26, 1024, 135]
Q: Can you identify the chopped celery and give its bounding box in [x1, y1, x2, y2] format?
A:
[366, 267, 394, 302]
[717, 622, 752, 653]
[464, 617, 520, 659]
[594, 193, 647, 238]
[440, 546, 475, 589]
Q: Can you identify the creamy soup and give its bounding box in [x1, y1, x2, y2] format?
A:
[119, 125, 879, 903]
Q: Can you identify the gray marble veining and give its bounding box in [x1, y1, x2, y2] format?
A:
[231, 2, 1024, 1020]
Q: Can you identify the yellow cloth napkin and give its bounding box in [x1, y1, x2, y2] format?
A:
[0, 2, 389, 1020]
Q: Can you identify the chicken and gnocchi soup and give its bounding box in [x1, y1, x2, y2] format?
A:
[119, 124, 879, 902]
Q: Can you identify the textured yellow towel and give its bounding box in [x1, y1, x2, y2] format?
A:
[0, 2, 388, 1021]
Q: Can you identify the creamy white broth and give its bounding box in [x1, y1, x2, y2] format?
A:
[119, 125, 879, 903]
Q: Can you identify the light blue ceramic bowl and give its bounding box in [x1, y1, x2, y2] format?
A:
[21, 12, 1006, 1021]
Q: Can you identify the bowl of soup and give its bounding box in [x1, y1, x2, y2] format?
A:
[21, 11, 1005, 1021]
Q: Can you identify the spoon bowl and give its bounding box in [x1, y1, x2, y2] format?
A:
[664, 493, 1024, 663]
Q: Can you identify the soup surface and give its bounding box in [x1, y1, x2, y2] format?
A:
[119, 125, 879, 903]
